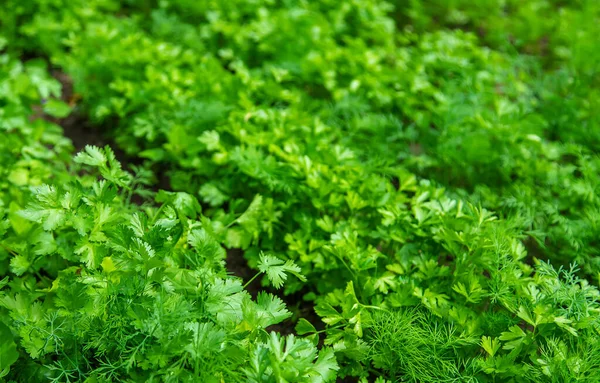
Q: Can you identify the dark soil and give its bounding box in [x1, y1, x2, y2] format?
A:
[50, 70, 174, 196]
[226, 248, 262, 295]
[51, 70, 130, 160]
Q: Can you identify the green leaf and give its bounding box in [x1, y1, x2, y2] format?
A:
[139, 148, 165, 161]
[0, 322, 18, 375]
[9, 255, 30, 276]
[188, 228, 224, 259]
[373, 272, 397, 294]
[43, 209, 66, 231]
[43, 99, 71, 118]
[156, 191, 201, 218]
[314, 303, 343, 326]
[553, 316, 578, 336]
[309, 348, 339, 382]
[199, 183, 229, 207]
[499, 325, 527, 350]
[8, 168, 29, 186]
[74, 145, 106, 167]
[517, 306, 536, 326]
[25, 59, 61, 99]
[236, 194, 263, 233]
[129, 213, 147, 237]
[198, 130, 221, 151]
[296, 318, 317, 335]
[243, 292, 291, 329]
[257, 253, 306, 289]
[184, 322, 226, 358]
[480, 335, 500, 357]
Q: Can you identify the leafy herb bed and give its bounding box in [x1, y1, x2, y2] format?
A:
[45, 68, 318, 340]
[1, 1, 600, 382]
[0, 54, 337, 382]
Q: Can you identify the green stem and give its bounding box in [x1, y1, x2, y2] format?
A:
[314, 324, 344, 334]
[243, 272, 263, 289]
[225, 213, 244, 228]
[362, 304, 390, 312]
[125, 181, 136, 206]
[150, 204, 165, 226]
[0, 242, 18, 256]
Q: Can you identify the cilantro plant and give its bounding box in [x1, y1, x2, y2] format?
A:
[0, 46, 337, 381]
[1, 146, 337, 382]
[1, 0, 600, 381]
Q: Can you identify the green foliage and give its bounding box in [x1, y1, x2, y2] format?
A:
[1, 144, 336, 381]
[257, 253, 306, 289]
[1, 0, 599, 381]
[367, 309, 472, 382]
[0, 48, 335, 380]
[0, 321, 19, 378]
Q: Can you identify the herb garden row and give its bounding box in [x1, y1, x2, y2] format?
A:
[1, 0, 599, 381]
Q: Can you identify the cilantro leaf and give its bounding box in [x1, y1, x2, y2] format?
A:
[257, 253, 306, 289]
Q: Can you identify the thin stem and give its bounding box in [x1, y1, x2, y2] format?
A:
[243, 272, 263, 289]
[125, 180, 136, 206]
[362, 304, 390, 312]
[225, 213, 244, 228]
[0, 242, 18, 256]
[314, 324, 344, 335]
[150, 204, 165, 226]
